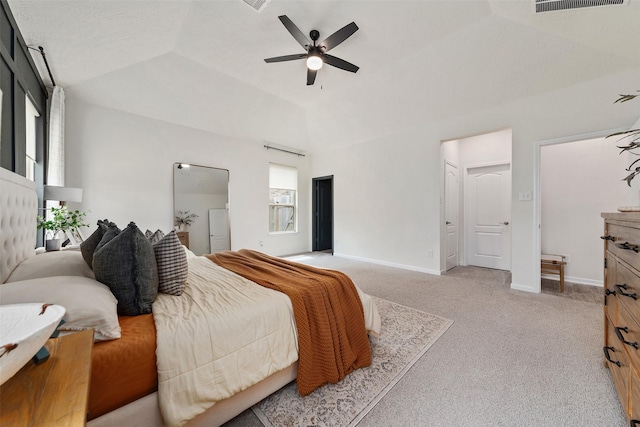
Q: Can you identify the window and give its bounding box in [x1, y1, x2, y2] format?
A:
[25, 95, 39, 181]
[269, 164, 297, 233]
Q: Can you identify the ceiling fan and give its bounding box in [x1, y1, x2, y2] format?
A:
[264, 15, 359, 86]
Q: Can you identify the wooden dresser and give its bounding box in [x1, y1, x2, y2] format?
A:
[603, 212, 640, 424]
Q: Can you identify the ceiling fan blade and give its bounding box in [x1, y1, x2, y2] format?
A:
[278, 15, 310, 50]
[323, 54, 359, 73]
[264, 53, 307, 63]
[319, 22, 358, 52]
[307, 68, 317, 86]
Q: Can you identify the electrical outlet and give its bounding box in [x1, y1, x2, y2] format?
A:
[259, 240, 264, 247]
[427, 250, 433, 258]
[563, 254, 570, 263]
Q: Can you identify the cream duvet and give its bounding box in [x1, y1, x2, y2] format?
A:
[153, 253, 380, 427]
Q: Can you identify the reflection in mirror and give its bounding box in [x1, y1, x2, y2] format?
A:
[173, 163, 230, 255]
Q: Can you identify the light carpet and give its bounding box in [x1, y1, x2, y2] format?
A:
[251, 297, 453, 427]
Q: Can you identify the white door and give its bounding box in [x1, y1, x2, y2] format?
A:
[445, 162, 459, 271]
[466, 163, 511, 270]
[209, 208, 230, 252]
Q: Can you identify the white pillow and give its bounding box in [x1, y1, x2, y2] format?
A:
[0, 276, 121, 341]
[6, 251, 95, 283]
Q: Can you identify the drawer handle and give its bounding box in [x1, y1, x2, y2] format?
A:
[615, 241, 640, 253]
[615, 284, 637, 300]
[615, 326, 639, 349]
[603, 346, 621, 367]
[601, 235, 617, 241]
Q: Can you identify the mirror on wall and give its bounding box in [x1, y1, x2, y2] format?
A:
[173, 163, 230, 255]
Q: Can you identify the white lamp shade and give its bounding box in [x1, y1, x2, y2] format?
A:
[43, 185, 83, 203]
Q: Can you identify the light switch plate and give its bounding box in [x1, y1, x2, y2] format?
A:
[519, 191, 532, 201]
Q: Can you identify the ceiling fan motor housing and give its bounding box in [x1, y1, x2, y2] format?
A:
[309, 30, 320, 43]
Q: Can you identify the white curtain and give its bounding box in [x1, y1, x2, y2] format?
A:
[47, 86, 65, 186]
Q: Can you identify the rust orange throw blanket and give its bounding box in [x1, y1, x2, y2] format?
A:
[206, 249, 371, 395]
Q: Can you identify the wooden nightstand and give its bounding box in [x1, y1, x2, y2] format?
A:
[176, 231, 190, 249]
[0, 329, 94, 426]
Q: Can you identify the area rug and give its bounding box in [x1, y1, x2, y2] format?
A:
[251, 297, 454, 427]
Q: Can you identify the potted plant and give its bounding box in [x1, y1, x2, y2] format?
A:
[174, 210, 199, 231]
[37, 206, 89, 251]
[607, 90, 640, 186]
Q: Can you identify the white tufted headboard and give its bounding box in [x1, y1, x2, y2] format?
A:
[0, 167, 37, 283]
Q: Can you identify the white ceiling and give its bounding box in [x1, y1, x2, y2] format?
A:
[8, 0, 640, 153]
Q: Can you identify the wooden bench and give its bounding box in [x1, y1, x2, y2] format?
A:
[541, 254, 567, 292]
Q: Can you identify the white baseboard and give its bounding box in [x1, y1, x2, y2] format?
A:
[333, 253, 441, 276]
[510, 282, 538, 293]
[541, 274, 603, 287]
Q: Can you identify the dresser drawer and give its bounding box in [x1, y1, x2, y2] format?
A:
[606, 315, 631, 416]
[615, 261, 640, 323]
[611, 224, 640, 268]
[617, 303, 640, 370]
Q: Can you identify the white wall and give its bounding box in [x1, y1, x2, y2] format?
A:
[64, 99, 311, 257]
[62, 69, 639, 293]
[311, 69, 640, 292]
[541, 137, 628, 285]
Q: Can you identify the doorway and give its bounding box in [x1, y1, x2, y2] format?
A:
[440, 129, 512, 272]
[534, 132, 628, 293]
[312, 175, 333, 252]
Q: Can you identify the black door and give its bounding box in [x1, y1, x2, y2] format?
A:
[312, 176, 333, 252]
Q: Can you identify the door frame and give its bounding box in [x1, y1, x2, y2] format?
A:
[312, 175, 334, 253]
[464, 160, 512, 271]
[533, 128, 624, 293]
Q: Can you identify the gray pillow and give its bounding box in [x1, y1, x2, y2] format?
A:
[93, 222, 158, 316]
[153, 230, 188, 296]
[80, 219, 111, 268]
[145, 229, 165, 245]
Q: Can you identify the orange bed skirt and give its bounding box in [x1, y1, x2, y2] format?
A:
[88, 314, 158, 420]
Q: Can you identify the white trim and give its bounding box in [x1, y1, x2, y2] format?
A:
[511, 282, 537, 293]
[541, 274, 603, 287]
[333, 253, 441, 276]
[533, 128, 627, 295]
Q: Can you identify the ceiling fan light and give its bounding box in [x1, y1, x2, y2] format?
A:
[306, 55, 323, 71]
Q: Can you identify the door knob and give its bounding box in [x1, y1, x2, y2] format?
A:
[446, 221, 451, 225]
[503, 221, 509, 225]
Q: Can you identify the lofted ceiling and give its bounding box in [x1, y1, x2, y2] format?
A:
[8, 0, 640, 153]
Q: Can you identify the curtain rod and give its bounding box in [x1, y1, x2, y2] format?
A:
[264, 145, 305, 157]
[28, 46, 56, 87]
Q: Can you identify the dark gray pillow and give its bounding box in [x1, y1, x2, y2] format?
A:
[92, 222, 158, 316]
[153, 230, 188, 296]
[80, 219, 111, 268]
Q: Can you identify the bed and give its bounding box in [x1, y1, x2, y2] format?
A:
[0, 167, 381, 427]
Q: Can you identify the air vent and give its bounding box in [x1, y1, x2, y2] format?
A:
[241, 0, 270, 13]
[535, 0, 627, 13]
